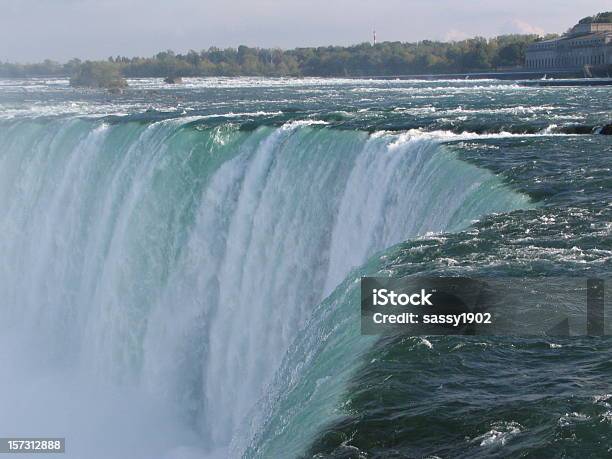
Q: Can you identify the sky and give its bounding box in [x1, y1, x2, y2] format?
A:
[1, 0, 610, 62]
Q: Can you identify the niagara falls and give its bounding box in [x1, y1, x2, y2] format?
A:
[1, 2, 611, 458]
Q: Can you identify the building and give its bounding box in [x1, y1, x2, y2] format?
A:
[525, 21, 612, 70]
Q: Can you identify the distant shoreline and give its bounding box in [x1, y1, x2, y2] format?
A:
[0, 35, 546, 82]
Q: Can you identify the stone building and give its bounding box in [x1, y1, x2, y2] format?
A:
[525, 21, 612, 70]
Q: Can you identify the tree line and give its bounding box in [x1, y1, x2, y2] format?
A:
[0, 34, 553, 81]
[578, 11, 612, 24]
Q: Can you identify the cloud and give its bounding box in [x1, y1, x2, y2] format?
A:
[444, 29, 471, 42]
[501, 19, 545, 36]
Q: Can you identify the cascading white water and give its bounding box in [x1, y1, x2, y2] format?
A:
[0, 118, 529, 458]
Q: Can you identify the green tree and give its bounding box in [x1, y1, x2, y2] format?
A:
[69, 61, 127, 89]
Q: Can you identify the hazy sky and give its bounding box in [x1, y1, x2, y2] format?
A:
[1, 0, 610, 62]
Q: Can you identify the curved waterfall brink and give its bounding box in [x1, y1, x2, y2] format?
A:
[0, 118, 529, 458]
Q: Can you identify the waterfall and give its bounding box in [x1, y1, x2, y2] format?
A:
[0, 117, 529, 458]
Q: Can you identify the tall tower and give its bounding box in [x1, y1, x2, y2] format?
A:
[373, 28, 377, 45]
